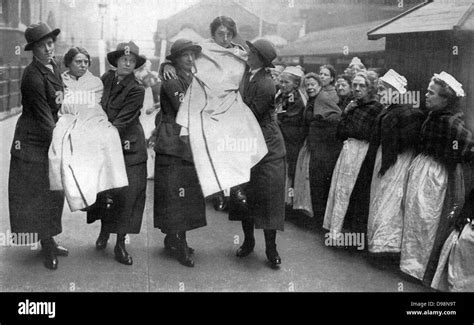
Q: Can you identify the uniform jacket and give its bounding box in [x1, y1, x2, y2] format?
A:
[154, 68, 193, 161]
[101, 70, 147, 166]
[11, 58, 63, 162]
[242, 68, 286, 162]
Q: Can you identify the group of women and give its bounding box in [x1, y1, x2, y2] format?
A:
[274, 57, 473, 290]
[8, 19, 473, 291]
[9, 17, 284, 272]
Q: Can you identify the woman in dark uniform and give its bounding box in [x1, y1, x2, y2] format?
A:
[87, 41, 147, 265]
[9, 23, 67, 270]
[153, 39, 205, 268]
[229, 39, 286, 269]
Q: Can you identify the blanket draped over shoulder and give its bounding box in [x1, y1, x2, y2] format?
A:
[49, 70, 128, 211]
[176, 40, 268, 197]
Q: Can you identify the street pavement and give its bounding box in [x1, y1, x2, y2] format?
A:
[0, 91, 429, 292]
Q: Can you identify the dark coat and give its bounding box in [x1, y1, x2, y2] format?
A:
[153, 69, 193, 161]
[9, 58, 64, 240]
[86, 70, 147, 234]
[153, 68, 206, 233]
[101, 70, 147, 166]
[322, 85, 339, 105]
[230, 68, 286, 231]
[305, 91, 343, 218]
[10, 58, 63, 162]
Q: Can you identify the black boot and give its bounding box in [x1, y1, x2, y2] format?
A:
[213, 192, 228, 211]
[264, 230, 281, 268]
[236, 220, 255, 258]
[177, 232, 194, 267]
[95, 225, 110, 250]
[51, 237, 69, 256]
[114, 234, 133, 265]
[164, 233, 194, 254]
[40, 238, 58, 270]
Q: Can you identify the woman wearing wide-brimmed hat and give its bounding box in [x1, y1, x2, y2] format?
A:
[229, 39, 286, 269]
[153, 39, 205, 267]
[9, 23, 67, 270]
[86, 41, 147, 266]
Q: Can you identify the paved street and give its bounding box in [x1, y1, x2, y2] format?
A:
[0, 93, 428, 292]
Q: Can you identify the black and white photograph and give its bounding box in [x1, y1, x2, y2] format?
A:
[0, 0, 473, 321]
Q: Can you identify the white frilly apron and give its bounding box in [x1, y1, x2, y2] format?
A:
[323, 138, 369, 236]
[400, 154, 448, 281]
[49, 70, 128, 211]
[176, 39, 268, 197]
[367, 147, 415, 253]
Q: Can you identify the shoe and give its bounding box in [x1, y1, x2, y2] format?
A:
[264, 230, 281, 269]
[41, 239, 58, 270]
[95, 229, 110, 250]
[231, 187, 248, 211]
[177, 232, 194, 267]
[265, 247, 281, 269]
[213, 193, 228, 211]
[236, 239, 255, 258]
[114, 235, 133, 265]
[164, 234, 194, 254]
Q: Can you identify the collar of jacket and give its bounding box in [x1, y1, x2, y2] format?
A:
[32, 56, 63, 88]
[114, 71, 137, 89]
[175, 67, 193, 84]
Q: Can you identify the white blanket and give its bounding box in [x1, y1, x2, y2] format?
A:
[49, 70, 128, 211]
[176, 39, 268, 197]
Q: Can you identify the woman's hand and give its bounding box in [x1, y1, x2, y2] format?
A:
[163, 64, 177, 80]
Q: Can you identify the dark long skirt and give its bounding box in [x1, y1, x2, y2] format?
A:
[229, 157, 286, 231]
[309, 147, 340, 222]
[343, 145, 378, 235]
[8, 156, 64, 241]
[153, 154, 206, 233]
[87, 162, 147, 234]
[280, 124, 305, 179]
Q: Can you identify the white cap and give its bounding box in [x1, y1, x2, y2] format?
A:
[281, 65, 304, 78]
[433, 71, 465, 97]
[379, 69, 407, 94]
[349, 57, 364, 67]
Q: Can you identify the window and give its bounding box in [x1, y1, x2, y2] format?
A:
[0, 0, 8, 25]
[20, 0, 30, 26]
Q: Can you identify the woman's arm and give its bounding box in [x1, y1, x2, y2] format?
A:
[21, 72, 57, 138]
[111, 86, 145, 134]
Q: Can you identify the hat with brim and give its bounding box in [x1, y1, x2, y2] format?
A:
[166, 39, 202, 61]
[107, 41, 146, 69]
[246, 39, 277, 68]
[24, 23, 60, 51]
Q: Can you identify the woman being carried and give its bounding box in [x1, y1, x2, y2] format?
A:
[49, 47, 128, 212]
[163, 16, 268, 198]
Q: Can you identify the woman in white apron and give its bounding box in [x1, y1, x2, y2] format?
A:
[367, 69, 424, 258]
[400, 72, 473, 286]
[323, 72, 383, 243]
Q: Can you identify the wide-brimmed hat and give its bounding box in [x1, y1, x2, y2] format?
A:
[166, 39, 202, 61]
[24, 23, 60, 51]
[379, 69, 407, 94]
[107, 41, 146, 69]
[245, 39, 277, 68]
